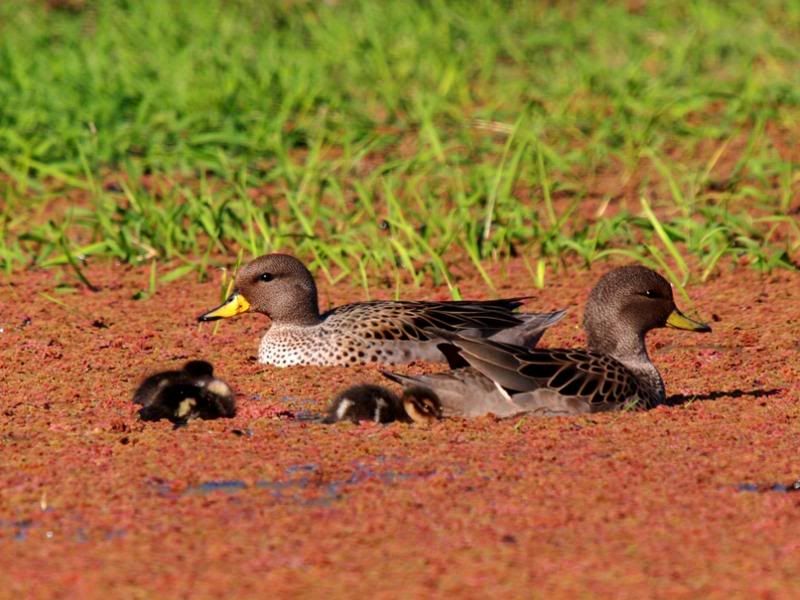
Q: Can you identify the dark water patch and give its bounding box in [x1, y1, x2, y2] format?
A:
[166, 460, 439, 507]
[736, 479, 800, 494]
[272, 409, 323, 421]
[255, 479, 309, 492]
[104, 528, 127, 540]
[1, 507, 115, 544]
[74, 527, 89, 543]
[146, 476, 178, 498]
[185, 480, 248, 495]
[286, 463, 318, 474]
[12, 519, 34, 541]
[255, 479, 342, 507]
[293, 411, 324, 422]
[343, 462, 420, 486]
[174, 475, 341, 507]
[271, 396, 327, 422]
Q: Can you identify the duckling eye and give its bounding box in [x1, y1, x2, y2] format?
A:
[259, 272, 274, 282]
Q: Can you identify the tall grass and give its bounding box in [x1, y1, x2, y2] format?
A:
[1, 0, 799, 291]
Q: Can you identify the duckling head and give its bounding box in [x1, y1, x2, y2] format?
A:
[401, 386, 443, 424]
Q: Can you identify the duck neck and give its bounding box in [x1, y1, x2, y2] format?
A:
[269, 280, 321, 327]
[292, 294, 322, 326]
[587, 330, 665, 406]
[283, 298, 321, 327]
[617, 353, 665, 407]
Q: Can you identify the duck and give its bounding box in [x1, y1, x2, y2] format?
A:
[382, 265, 711, 417]
[197, 253, 565, 367]
[134, 360, 236, 426]
[321, 384, 443, 425]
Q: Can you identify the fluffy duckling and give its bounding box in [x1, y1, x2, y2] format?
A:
[321, 384, 443, 425]
[400, 386, 443, 425]
[134, 360, 236, 427]
[322, 384, 404, 424]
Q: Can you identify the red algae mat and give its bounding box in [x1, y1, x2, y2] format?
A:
[2, 260, 800, 598]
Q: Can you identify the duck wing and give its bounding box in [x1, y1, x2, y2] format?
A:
[323, 298, 537, 342]
[431, 331, 642, 410]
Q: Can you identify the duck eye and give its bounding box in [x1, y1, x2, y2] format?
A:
[642, 289, 658, 298]
[259, 272, 274, 282]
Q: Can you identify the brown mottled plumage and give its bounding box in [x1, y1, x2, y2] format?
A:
[401, 386, 443, 424]
[384, 266, 711, 417]
[198, 253, 564, 366]
[322, 384, 405, 424]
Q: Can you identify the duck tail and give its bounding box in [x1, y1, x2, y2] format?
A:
[487, 309, 567, 348]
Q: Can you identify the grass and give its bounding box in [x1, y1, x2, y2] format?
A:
[1, 0, 799, 294]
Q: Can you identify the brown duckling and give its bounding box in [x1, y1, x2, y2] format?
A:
[400, 386, 443, 425]
[322, 384, 443, 425]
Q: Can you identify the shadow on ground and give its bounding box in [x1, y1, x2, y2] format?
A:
[665, 388, 782, 407]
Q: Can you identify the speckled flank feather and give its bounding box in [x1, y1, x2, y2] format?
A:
[258, 307, 565, 367]
[382, 266, 710, 417]
[199, 253, 565, 367]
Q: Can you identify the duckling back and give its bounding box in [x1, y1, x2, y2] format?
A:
[322, 384, 404, 424]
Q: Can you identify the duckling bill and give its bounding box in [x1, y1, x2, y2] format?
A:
[401, 386, 444, 425]
[197, 253, 565, 366]
[134, 360, 236, 427]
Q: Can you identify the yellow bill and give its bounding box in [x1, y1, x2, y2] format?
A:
[176, 398, 197, 419]
[197, 292, 251, 322]
[666, 308, 711, 333]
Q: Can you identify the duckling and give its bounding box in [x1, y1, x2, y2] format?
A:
[321, 384, 444, 425]
[322, 384, 404, 424]
[133, 360, 236, 427]
[400, 386, 443, 425]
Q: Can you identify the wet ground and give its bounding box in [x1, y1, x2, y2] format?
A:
[1, 259, 799, 598]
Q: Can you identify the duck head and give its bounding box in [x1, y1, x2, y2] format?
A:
[583, 265, 711, 357]
[198, 254, 320, 326]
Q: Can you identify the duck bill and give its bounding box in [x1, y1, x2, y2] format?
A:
[666, 308, 711, 333]
[197, 292, 251, 322]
